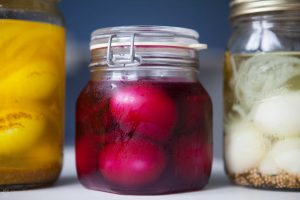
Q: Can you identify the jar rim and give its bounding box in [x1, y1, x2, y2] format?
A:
[92, 25, 199, 39]
[90, 25, 207, 51]
[230, 0, 300, 19]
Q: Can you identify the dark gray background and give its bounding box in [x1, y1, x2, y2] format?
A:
[61, 0, 230, 158]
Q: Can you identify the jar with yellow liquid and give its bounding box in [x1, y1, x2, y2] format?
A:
[224, 0, 300, 190]
[0, 0, 65, 190]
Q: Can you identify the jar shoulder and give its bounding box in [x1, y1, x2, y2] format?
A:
[78, 78, 211, 100]
[228, 25, 300, 54]
[0, 1, 64, 26]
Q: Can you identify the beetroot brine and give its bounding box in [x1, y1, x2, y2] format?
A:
[76, 80, 212, 194]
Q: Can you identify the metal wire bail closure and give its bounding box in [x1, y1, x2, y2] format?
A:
[106, 34, 142, 67]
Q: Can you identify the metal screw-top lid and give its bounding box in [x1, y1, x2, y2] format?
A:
[230, 0, 300, 19]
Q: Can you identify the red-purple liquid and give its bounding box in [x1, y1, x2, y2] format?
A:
[76, 80, 212, 195]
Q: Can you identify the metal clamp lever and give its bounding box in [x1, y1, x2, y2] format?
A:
[106, 34, 142, 67]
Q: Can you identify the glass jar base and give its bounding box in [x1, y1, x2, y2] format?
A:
[0, 164, 61, 191]
[79, 175, 209, 195]
[82, 185, 207, 195]
[0, 182, 55, 191]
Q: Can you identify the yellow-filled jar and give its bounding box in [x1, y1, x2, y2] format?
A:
[0, 0, 65, 190]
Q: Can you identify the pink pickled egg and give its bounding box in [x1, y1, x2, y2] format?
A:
[98, 138, 166, 187]
[182, 95, 212, 132]
[174, 133, 212, 182]
[104, 130, 129, 144]
[76, 92, 108, 122]
[110, 84, 177, 142]
[76, 135, 100, 176]
[76, 91, 111, 135]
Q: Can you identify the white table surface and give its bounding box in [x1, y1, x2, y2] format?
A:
[1, 147, 299, 200]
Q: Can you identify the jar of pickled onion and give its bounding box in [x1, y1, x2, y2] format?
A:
[0, 0, 65, 190]
[76, 26, 212, 194]
[224, 0, 300, 190]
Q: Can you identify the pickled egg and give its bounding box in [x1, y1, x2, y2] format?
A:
[174, 133, 212, 182]
[76, 135, 100, 176]
[225, 120, 269, 174]
[0, 110, 47, 155]
[271, 138, 300, 175]
[27, 142, 62, 167]
[0, 60, 60, 101]
[110, 84, 177, 142]
[99, 138, 166, 187]
[259, 152, 279, 175]
[251, 92, 300, 137]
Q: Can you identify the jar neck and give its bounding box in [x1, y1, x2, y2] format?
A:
[90, 46, 200, 70]
[0, 0, 58, 13]
[0, 0, 63, 26]
[90, 67, 200, 83]
[231, 11, 300, 34]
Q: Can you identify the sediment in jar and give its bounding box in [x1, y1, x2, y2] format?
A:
[0, 164, 61, 187]
[229, 168, 300, 189]
[224, 52, 300, 189]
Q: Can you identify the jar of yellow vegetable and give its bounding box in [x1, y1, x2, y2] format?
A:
[0, 0, 65, 190]
[224, 0, 300, 190]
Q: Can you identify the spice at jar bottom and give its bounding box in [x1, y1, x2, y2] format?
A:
[229, 168, 300, 190]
